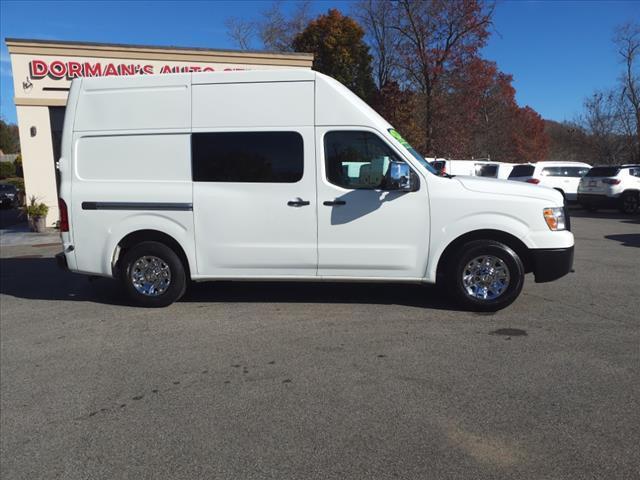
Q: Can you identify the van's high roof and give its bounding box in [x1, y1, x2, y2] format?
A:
[72, 69, 392, 132]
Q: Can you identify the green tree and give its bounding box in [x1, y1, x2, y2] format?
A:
[292, 9, 376, 102]
[0, 119, 21, 154]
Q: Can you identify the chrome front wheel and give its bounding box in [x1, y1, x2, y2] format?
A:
[462, 255, 510, 300]
[447, 240, 524, 311]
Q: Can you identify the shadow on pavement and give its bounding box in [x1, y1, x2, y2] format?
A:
[604, 234, 640, 248]
[0, 208, 26, 230]
[184, 280, 456, 310]
[0, 256, 459, 311]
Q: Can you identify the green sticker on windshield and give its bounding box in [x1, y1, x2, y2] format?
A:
[389, 128, 411, 148]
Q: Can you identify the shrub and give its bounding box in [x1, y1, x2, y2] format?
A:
[5, 177, 24, 191]
[22, 195, 49, 218]
[0, 161, 16, 178]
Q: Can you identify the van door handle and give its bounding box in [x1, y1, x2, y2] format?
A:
[323, 200, 346, 206]
[287, 198, 310, 207]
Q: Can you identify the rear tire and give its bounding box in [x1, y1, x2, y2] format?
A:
[120, 241, 187, 307]
[620, 191, 639, 214]
[446, 240, 525, 312]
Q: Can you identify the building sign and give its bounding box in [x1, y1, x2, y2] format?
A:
[29, 59, 244, 80]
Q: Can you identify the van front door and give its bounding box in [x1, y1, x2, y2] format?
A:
[316, 128, 430, 278]
[193, 129, 317, 277]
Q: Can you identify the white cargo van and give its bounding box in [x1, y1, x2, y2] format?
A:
[56, 70, 574, 311]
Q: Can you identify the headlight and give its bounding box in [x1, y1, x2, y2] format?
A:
[543, 207, 566, 231]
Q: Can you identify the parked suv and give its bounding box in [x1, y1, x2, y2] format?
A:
[508, 162, 591, 201]
[577, 165, 640, 214]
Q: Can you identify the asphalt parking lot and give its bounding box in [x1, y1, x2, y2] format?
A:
[1, 210, 638, 479]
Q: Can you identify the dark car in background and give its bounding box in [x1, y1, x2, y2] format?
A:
[0, 183, 19, 208]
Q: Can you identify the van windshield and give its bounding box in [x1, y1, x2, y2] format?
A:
[388, 129, 438, 175]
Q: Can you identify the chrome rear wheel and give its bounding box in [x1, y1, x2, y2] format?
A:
[130, 255, 172, 297]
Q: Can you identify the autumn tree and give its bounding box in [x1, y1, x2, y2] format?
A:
[259, 0, 312, 51]
[355, 0, 398, 90]
[225, 17, 254, 50]
[614, 21, 639, 162]
[390, 0, 494, 154]
[577, 21, 640, 164]
[437, 58, 547, 162]
[292, 9, 376, 101]
[225, 0, 312, 51]
[580, 90, 629, 164]
[545, 120, 594, 163]
[371, 81, 421, 144]
[0, 119, 20, 154]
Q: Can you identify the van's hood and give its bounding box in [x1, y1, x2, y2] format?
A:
[454, 175, 563, 204]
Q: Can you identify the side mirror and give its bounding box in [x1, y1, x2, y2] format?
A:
[387, 161, 418, 192]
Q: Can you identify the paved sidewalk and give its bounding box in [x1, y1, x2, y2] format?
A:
[0, 223, 61, 247]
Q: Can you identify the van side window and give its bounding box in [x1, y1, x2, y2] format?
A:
[324, 131, 403, 189]
[192, 132, 303, 183]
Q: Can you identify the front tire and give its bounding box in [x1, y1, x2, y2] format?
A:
[446, 240, 525, 312]
[620, 191, 639, 214]
[120, 241, 187, 307]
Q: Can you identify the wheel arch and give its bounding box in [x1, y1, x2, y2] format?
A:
[435, 229, 532, 284]
[113, 229, 192, 279]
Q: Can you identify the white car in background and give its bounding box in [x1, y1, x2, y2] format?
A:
[496, 163, 515, 179]
[508, 161, 591, 201]
[577, 164, 640, 214]
[430, 159, 502, 178]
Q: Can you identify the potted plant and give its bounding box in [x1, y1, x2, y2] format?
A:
[22, 196, 49, 233]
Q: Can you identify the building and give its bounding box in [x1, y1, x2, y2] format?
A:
[5, 38, 314, 225]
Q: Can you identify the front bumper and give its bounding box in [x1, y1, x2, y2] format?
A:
[530, 246, 574, 283]
[577, 193, 620, 209]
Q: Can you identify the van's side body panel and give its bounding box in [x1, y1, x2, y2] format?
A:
[424, 175, 572, 282]
[190, 79, 317, 277]
[68, 74, 196, 277]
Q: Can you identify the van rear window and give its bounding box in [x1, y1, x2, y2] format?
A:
[585, 166, 620, 177]
[475, 164, 498, 177]
[192, 132, 303, 183]
[508, 165, 535, 178]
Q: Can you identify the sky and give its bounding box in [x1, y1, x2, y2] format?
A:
[0, 0, 638, 124]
